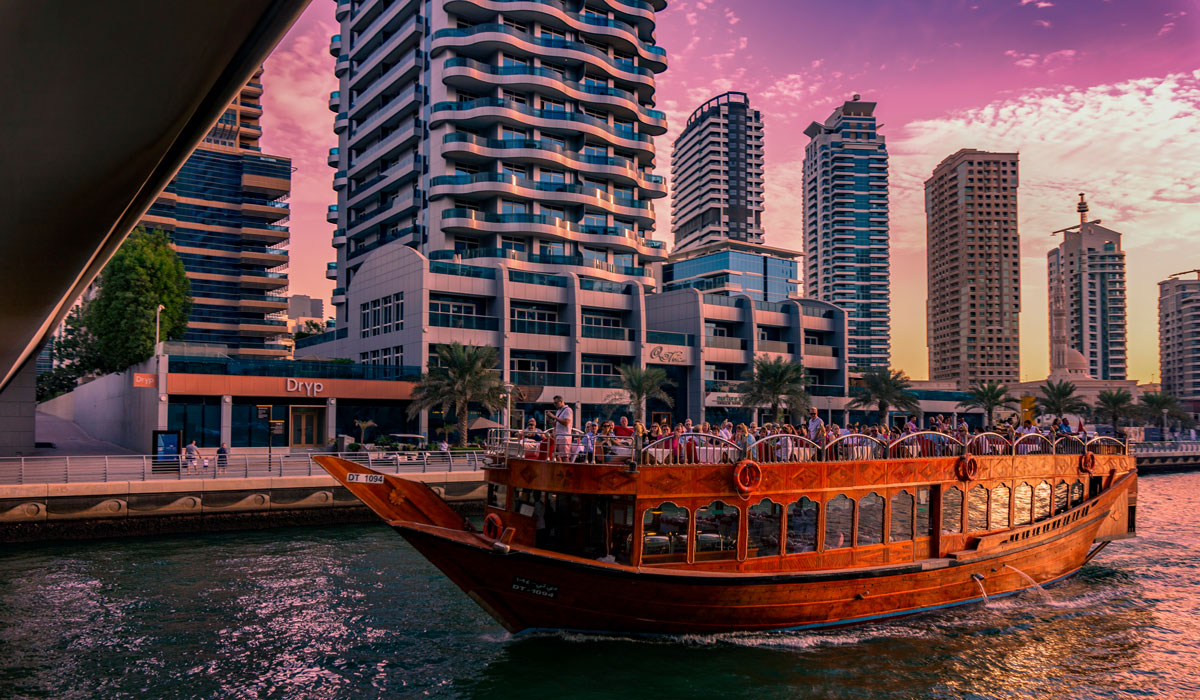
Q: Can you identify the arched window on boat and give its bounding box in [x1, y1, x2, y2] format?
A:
[1070, 480, 1085, 508]
[1054, 480, 1069, 515]
[1013, 482, 1033, 526]
[915, 487, 933, 538]
[990, 484, 1011, 531]
[942, 486, 963, 534]
[967, 485, 990, 532]
[1033, 481, 1052, 522]
[694, 501, 739, 560]
[642, 502, 689, 563]
[858, 492, 884, 546]
[785, 497, 819, 554]
[748, 499, 782, 558]
[824, 494, 854, 550]
[890, 490, 914, 542]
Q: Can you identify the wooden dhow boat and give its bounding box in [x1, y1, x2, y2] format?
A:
[314, 430, 1136, 635]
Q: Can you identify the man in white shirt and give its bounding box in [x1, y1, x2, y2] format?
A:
[551, 395, 573, 461]
[718, 421, 732, 441]
[807, 407, 825, 442]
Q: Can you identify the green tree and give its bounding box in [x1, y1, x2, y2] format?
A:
[293, 320, 325, 342]
[847, 367, 921, 426]
[1095, 389, 1135, 433]
[407, 343, 505, 447]
[354, 418, 378, 444]
[606, 365, 674, 424]
[86, 227, 191, 373]
[956, 381, 1020, 429]
[1036, 380, 1089, 421]
[737, 356, 810, 424]
[1139, 391, 1191, 429]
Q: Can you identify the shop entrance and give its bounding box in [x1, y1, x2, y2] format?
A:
[290, 406, 326, 448]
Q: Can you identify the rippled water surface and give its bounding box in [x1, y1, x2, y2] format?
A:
[2, 473, 1199, 699]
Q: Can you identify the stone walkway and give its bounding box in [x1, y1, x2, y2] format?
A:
[33, 412, 136, 456]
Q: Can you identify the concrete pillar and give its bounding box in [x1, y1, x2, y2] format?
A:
[326, 398, 337, 445]
[418, 408, 429, 440]
[0, 360, 36, 456]
[220, 395, 232, 446]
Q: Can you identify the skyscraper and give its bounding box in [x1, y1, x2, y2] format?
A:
[1159, 270, 1200, 409]
[802, 95, 890, 370]
[142, 69, 292, 357]
[670, 92, 764, 252]
[1047, 194, 1128, 381]
[314, 0, 676, 431]
[925, 149, 1020, 389]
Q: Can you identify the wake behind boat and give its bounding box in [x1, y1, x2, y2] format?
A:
[315, 430, 1136, 635]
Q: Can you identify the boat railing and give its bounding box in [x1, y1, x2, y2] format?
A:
[1012, 433, 1055, 455]
[1053, 436, 1087, 455]
[748, 435, 821, 464]
[1086, 436, 1127, 455]
[967, 432, 1012, 456]
[825, 434, 888, 462]
[640, 434, 743, 465]
[888, 431, 964, 459]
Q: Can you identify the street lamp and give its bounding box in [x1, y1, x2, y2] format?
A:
[503, 382, 515, 433]
[1163, 408, 1169, 443]
[154, 304, 166, 351]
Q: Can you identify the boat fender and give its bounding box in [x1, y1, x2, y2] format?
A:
[734, 460, 763, 496]
[483, 512, 504, 539]
[1081, 452, 1097, 474]
[956, 456, 979, 481]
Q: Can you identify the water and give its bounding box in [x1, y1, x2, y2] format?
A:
[3, 473, 1200, 700]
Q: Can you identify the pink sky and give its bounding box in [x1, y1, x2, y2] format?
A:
[261, 0, 1200, 383]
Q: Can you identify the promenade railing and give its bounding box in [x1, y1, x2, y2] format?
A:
[1129, 440, 1200, 454]
[0, 450, 486, 485]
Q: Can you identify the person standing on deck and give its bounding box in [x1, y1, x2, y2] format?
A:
[807, 407, 825, 445]
[551, 395, 573, 461]
[184, 440, 200, 475]
[216, 443, 229, 475]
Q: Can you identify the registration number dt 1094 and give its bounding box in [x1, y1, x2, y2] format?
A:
[346, 473, 385, 484]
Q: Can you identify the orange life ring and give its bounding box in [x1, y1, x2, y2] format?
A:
[1080, 452, 1097, 474]
[483, 512, 504, 539]
[734, 460, 763, 495]
[956, 456, 979, 481]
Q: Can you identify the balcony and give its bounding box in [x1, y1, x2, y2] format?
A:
[334, 111, 349, 134]
[429, 261, 496, 279]
[335, 0, 350, 21]
[704, 380, 741, 394]
[803, 344, 838, 357]
[328, 147, 339, 167]
[335, 53, 350, 76]
[326, 261, 338, 280]
[327, 205, 339, 223]
[328, 91, 340, 112]
[705, 335, 746, 350]
[582, 326, 635, 341]
[329, 34, 342, 57]
[332, 287, 346, 305]
[758, 340, 794, 354]
[511, 371, 574, 387]
[332, 228, 346, 247]
[581, 374, 621, 389]
[510, 318, 570, 336]
[430, 313, 499, 331]
[645, 330, 695, 347]
[333, 169, 348, 190]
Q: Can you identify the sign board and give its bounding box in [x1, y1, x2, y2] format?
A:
[285, 378, 325, 396]
[270, 420, 285, 436]
[152, 430, 182, 462]
[257, 405, 272, 420]
[646, 345, 688, 365]
[133, 373, 157, 388]
[709, 394, 742, 406]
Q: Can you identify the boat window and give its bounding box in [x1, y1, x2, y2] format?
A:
[889, 490, 914, 542]
[785, 497, 818, 553]
[1013, 482, 1033, 526]
[1033, 481, 1052, 522]
[990, 484, 1010, 530]
[942, 487, 963, 534]
[1054, 481, 1069, 515]
[858, 492, 884, 546]
[487, 483, 507, 510]
[967, 485, 989, 532]
[824, 494, 854, 550]
[915, 487, 933, 537]
[1070, 480, 1084, 508]
[748, 499, 782, 557]
[642, 502, 689, 563]
[695, 501, 739, 559]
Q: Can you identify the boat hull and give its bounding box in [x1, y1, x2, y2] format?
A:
[394, 479, 1125, 635]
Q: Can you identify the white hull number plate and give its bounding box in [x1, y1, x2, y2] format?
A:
[346, 473, 386, 484]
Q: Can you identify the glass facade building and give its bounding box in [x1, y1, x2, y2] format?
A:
[803, 96, 890, 370]
[662, 245, 797, 302]
[142, 71, 293, 358]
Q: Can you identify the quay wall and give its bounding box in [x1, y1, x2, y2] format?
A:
[0, 472, 484, 543]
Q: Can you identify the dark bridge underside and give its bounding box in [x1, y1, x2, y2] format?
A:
[0, 0, 309, 390]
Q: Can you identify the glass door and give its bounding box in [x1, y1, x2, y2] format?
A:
[290, 406, 326, 448]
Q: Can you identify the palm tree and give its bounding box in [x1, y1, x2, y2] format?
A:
[847, 367, 921, 426]
[407, 343, 505, 448]
[738, 356, 810, 423]
[606, 365, 674, 424]
[1140, 391, 1187, 435]
[1036, 379, 1089, 421]
[956, 381, 1019, 429]
[1095, 389, 1135, 434]
[353, 418, 377, 445]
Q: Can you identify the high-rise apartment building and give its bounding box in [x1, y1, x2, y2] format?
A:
[671, 92, 764, 252]
[1047, 194, 1128, 380]
[1159, 270, 1200, 408]
[662, 241, 798, 302]
[143, 69, 292, 357]
[924, 149, 1020, 389]
[802, 95, 890, 370]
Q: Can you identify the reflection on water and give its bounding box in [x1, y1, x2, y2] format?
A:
[2, 473, 1199, 699]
